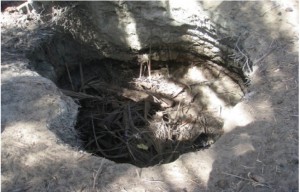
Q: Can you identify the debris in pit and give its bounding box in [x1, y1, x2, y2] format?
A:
[59, 59, 246, 167]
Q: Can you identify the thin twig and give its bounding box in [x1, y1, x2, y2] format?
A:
[253, 39, 276, 65]
[259, 4, 280, 17]
[125, 104, 139, 161]
[60, 89, 103, 100]
[93, 159, 104, 190]
[165, 140, 181, 163]
[222, 172, 253, 182]
[91, 115, 101, 151]
[222, 172, 272, 188]
[79, 62, 85, 92]
[65, 62, 75, 91]
[235, 36, 251, 72]
[127, 143, 137, 162]
[149, 36, 152, 79]
[90, 117, 127, 159]
[127, 104, 143, 133]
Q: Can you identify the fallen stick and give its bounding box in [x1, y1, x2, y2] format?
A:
[88, 81, 174, 107]
[60, 89, 103, 100]
[65, 63, 75, 91]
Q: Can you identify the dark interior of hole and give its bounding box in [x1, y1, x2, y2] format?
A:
[28, 33, 248, 168]
[55, 59, 222, 167]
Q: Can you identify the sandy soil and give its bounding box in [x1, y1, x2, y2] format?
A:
[1, 1, 298, 192]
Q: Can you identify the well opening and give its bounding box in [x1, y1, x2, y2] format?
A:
[28, 29, 249, 167]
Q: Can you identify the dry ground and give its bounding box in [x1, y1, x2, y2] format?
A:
[1, 1, 299, 192]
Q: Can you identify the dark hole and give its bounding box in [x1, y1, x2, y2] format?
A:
[54, 58, 229, 168]
[28, 34, 247, 168]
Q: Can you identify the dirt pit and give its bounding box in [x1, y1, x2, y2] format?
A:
[28, 35, 247, 167]
[2, 1, 298, 191]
